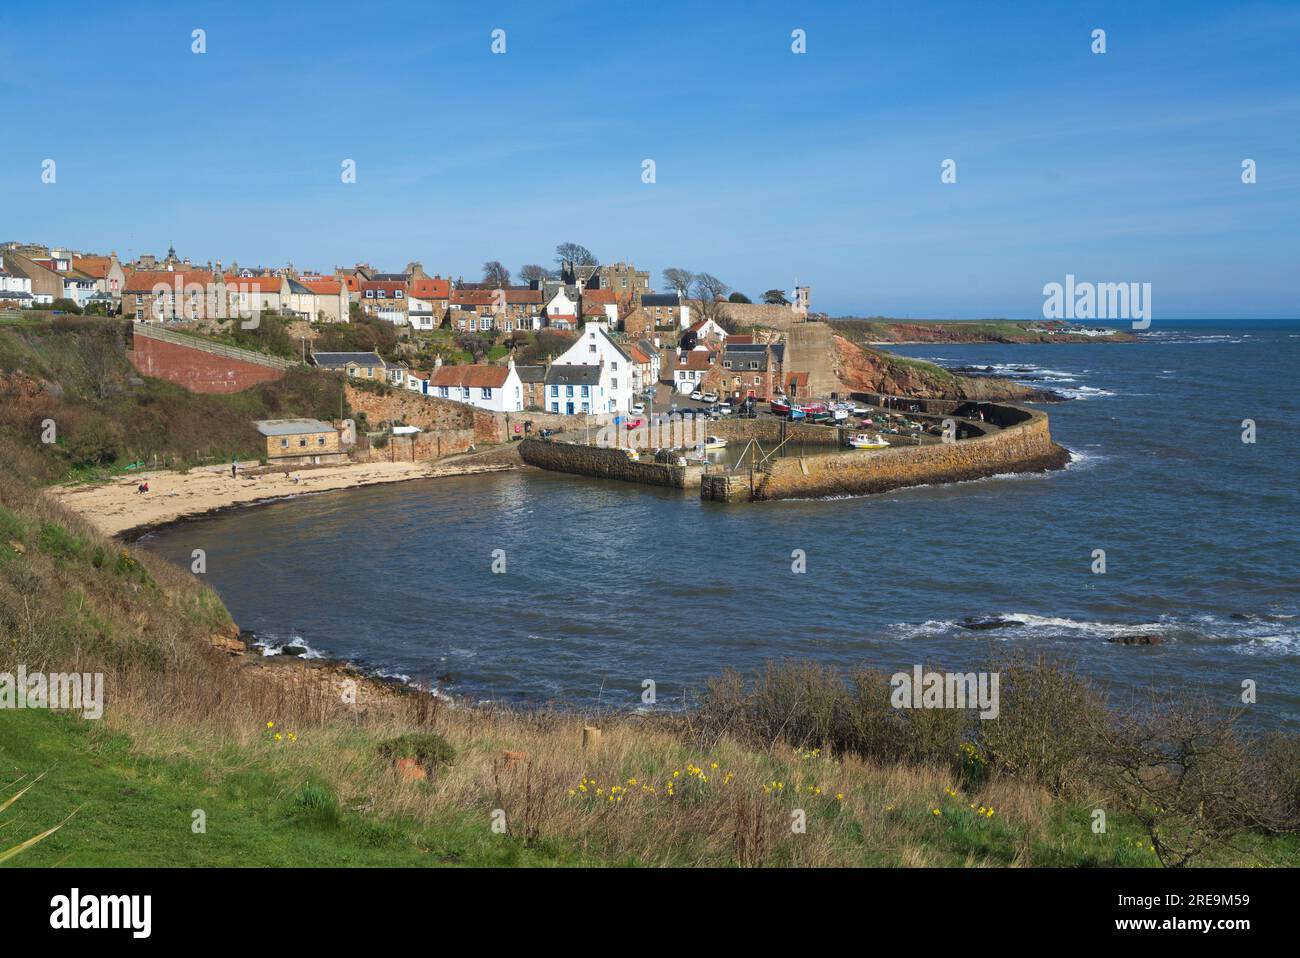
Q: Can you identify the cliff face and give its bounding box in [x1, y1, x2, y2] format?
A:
[831, 318, 1138, 344]
[831, 335, 1060, 402]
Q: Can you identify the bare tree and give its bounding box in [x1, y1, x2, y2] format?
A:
[662, 268, 696, 297]
[693, 273, 730, 302]
[518, 264, 551, 285]
[554, 242, 598, 268]
[482, 261, 511, 287]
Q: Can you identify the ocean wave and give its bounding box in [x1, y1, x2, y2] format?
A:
[252, 631, 325, 659]
[885, 611, 1299, 653]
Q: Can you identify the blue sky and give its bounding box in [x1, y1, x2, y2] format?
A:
[2, 0, 1297, 318]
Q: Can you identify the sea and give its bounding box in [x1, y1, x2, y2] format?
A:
[139, 321, 1300, 728]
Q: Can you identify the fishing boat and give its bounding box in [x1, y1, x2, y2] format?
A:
[703, 435, 728, 449]
[770, 399, 791, 415]
[848, 433, 891, 449]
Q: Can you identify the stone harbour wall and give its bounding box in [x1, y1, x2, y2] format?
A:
[746, 404, 1068, 502]
[518, 438, 703, 488]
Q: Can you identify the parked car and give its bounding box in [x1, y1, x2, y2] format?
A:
[631, 402, 645, 415]
[718, 402, 733, 414]
[679, 408, 697, 419]
[701, 392, 719, 403]
[623, 418, 643, 430]
[690, 390, 704, 401]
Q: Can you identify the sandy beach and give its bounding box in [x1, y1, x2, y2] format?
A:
[53, 457, 516, 538]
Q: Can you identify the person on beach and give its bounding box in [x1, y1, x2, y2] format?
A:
[232, 460, 238, 479]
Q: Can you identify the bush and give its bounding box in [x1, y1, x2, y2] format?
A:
[379, 732, 456, 771]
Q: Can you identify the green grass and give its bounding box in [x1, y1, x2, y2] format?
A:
[0, 710, 584, 868]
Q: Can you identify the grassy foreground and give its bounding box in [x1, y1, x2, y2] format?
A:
[12, 699, 1292, 869]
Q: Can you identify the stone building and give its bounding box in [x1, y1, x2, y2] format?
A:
[255, 419, 346, 465]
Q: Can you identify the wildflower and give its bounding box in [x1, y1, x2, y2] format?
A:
[835, 793, 844, 802]
[274, 733, 282, 742]
[266, 721, 274, 729]
[932, 808, 941, 816]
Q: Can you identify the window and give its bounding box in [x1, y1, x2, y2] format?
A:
[395, 290, 403, 298]
[724, 360, 732, 368]
[566, 385, 574, 397]
[550, 385, 559, 397]
[589, 344, 597, 353]
[461, 387, 470, 399]
[365, 289, 374, 298]
[581, 385, 589, 397]
[317, 436, 326, 446]
[481, 387, 492, 399]
[280, 439, 288, 449]
[749, 361, 759, 370]
[611, 378, 618, 388]
[611, 361, 617, 370]
[298, 438, 307, 448]
[479, 317, 492, 331]
[439, 386, 449, 398]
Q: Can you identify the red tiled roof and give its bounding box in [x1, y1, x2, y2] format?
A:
[360, 280, 404, 296]
[299, 277, 342, 295]
[672, 349, 720, 371]
[581, 288, 618, 305]
[409, 277, 450, 299]
[786, 372, 809, 388]
[728, 334, 754, 344]
[430, 364, 510, 388]
[74, 256, 111, 279]
[223, 274, 283, 293]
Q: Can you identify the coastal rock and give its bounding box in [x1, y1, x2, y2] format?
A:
[209, 624, 247, 655]
[959, 616, 1017, 631]
[1108, 633, 1164, 646]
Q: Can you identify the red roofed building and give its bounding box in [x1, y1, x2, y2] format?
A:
[427, 357, 523, 411]
[123, 269, 227, 322]
[358, 279, 407, 323]
[407, 275, 451, 330]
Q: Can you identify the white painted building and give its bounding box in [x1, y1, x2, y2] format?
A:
[552, 321, 634, 413]
[428, 358, 523, 412]
[0, 267, 34, 308]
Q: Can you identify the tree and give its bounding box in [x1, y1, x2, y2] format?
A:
[482, 261, 511, 287]
[728, 292, 752, 304]
[518, 264, 552, 285]
[762, 289, 790, 305]
[662, 268, 695, 297]
[50, 298, 83, 314]
[554, 242, 598, 268]
[455, 331, 496, 363]
[692, 273, 730, 302]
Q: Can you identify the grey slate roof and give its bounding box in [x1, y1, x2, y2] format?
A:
[545, 364, 602, 387]
[515, 364, 547, 383]
[641, 293, 680, 307]
[312, 351, 387, 369]
[255, 419, 335, 437]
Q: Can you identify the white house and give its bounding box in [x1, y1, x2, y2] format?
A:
[544, 364, 611, 415]
[552, 321, 634, 413]
[407, 293, 439, 331]
[428, 358, 523, 412]
[544, 287, 579, 329]
[0, 267, 34, 308]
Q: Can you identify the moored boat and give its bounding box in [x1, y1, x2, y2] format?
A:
[848, 433, 891, 449]
[704, 435, 728, 449]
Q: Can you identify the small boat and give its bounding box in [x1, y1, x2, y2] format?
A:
[704, 435, 728, 449]
[848, 433, 891, 449]
[832, 408, 849, 421]
[770, 399, 791, 415]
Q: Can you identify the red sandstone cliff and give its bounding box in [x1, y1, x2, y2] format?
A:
[830, 335, 1059, 402]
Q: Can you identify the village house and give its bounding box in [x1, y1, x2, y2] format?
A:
[311, 350, 388, 380]
[285, 276, 349, 323]
[407, 276, 450, 330]
[625, 340, 655, 395]
[2, 251, 93, 307]
[122, 269, 226, 322]
[552, 320, 634, 412]
[684, 316, 729, 348]
[721, 342, 785, 401]
[358, 279, 407, 324]
[665, 347, 721, 394]
[543, 285, 580, 329]
[429, 358, 523, 412]
[222, 273, 284, 317]
[543, 364, 608, 415]
[0, 266, 35, 308]
[595, 261, 650, 300]
[515, 364, 547, 409]
[449, 288, 543, 333]
[639, 292, 690, 330]
[255, 419, 346, 465]
[72, 253, 127, 306]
